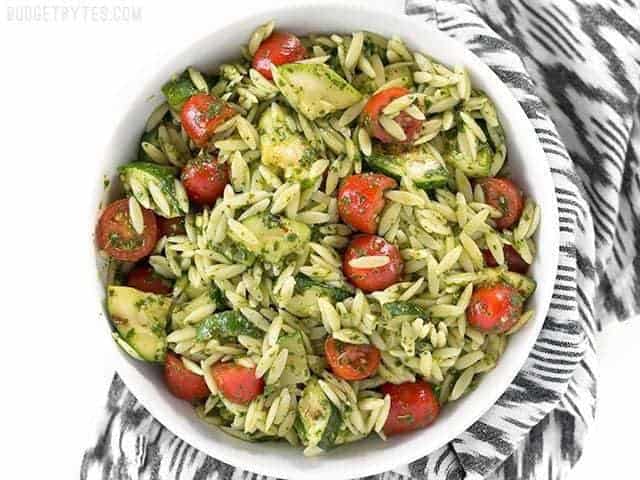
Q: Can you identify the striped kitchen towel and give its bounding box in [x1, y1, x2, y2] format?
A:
[81, 0, 640, 479]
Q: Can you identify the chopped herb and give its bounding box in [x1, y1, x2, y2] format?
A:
[207, 98, 225, 118]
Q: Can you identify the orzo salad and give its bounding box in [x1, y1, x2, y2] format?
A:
[97, 22, 540, 455]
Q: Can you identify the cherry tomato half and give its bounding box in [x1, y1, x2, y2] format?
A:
[96, 199, 158, 262]
[325, 337, 381, 381]
[180, 93, 236, 146]
[212, 363, 264, 405]
[479, 178, 524, 230]
[482, 245, 529, 274]
[337, 173, 397, 234]
[164, 352, 210, 402]
[181, 157, 229, 206]
[252, 31, 307, 80]
[380, 381, 440, 436]
[157, 216, 186, 238]
[362, 87, 423, 143]
[467, 282, 524, 333]
[343, 234, 403, 292]
[126, 264, 173, 295]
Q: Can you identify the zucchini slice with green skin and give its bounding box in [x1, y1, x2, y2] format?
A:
[443, 132, 493, 178]
[286, 274, 352, 317]
[230, 213, 311, 264]
[258, 103, 317, 182]
[161, 71, 198, 109]
[385, 63, 414, 88]
[195, 311, 262, 342]
[353, 63, 414, 94]
[297, 380, 342, 450]
[500, 271, 537, 299]
[367, 144, 450, 190]
[285, 289, 327, 318]
[107, 286, 171, 362]
[294, 274, 352, 301]
[383, 301, 429, 318]
[273, 63, 362, 120]
[275, 331, 311, 387]
[119, 162, 189, 218]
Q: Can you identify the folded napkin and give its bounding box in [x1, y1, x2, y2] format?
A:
[82, 1, 640, 478]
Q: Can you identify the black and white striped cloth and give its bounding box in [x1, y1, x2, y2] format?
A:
[81, 1, 640, 478]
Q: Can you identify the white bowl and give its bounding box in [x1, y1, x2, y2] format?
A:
[93, 4, 559, 479]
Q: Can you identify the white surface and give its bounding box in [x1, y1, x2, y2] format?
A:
[0, 0, 636, 478]
[570, 319, 640, 479]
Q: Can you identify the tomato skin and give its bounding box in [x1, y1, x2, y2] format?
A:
[96, 199, 158, 262]
[467, 283, 524, 333]
[212, 363, 264, 405]
[252, 31, 307, 80]
[479, 178, 524, 230]
[164, 352, 210, 402]
[380, 381, 440, 436]
[482, 245, 529, 274]
[362, 87, 422, 143]
[338, 173, 397, 234]
[180, 93, 236, 146]
[324, 337, 381, 381]
[393, 112, 423, 142]
[157, 216, 186, 237]
[181, 157, 229, 206]
[343, 235, 403, 292]
[126, 265, 173, 295]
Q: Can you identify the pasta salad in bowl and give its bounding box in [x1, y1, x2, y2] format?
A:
[94, 5, 557, 479]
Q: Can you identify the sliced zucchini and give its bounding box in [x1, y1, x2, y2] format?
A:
[182, 282, 211, 301]
[297, 380, 342, 450]
[501, 271, 537, 299]
[294, 274, 352, 301]
[258, 103, 316, 178]
[384, 301, 429, 318]
[231, 213, 311, 264]
[195, 311, 262, 342]
[444, 139, 493, 178]
[367, 144, 450, 190]
[112, 332, 144, 361]
[385, 63, 415, 88]
[353, 63, 414, 94]
[119, 162, 188, 218]
[273, 63, 362, 120]
[285, 289, 326, 317]
[107, 286, 171, 362]
[162, 72, 198, 109]
[275, 331, 310, 387]
[286, 274, 352, 317]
